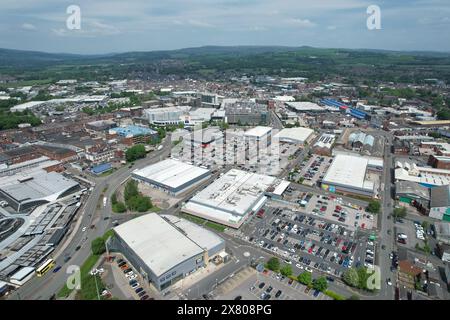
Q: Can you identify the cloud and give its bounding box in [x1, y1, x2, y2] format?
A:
[327, 25, 337, 30]
[287, 18, 316, 28]
[187, 19, 215, 28]
[22, 23, 37, 30]
[52, 20, 121, 38]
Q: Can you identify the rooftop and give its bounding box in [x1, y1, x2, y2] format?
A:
[132, 159, 210, 189]
[110, 125, 156, 137]
[274, 127, 314, 144]
[244, 126, 272, 138]
[322, 154, 372, 191]
[114, 213, 216, 277]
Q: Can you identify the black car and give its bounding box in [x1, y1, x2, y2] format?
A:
[275, 290, 282, 298]
[138, 291, 147, 297]
[75, 245, 81, 251]
[135, 287, 143, 294]
[263, 294, 271, 300]
[266, 286, 273, 293]
[258, 282, 265, 289]
[234, 295, 242, 300]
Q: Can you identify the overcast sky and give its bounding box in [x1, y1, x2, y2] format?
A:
[0, 0, 449, 54]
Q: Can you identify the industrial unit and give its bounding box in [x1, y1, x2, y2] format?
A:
[274, 127, 315, 145]
[0, 171, 79, 212]
[112, 213, 225, 291]
[182, 168, 280, 228]
[321, 154, 382, 197]
[131, 159, 211, 196]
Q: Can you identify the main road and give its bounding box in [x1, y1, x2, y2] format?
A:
[8, 137, 172, 300]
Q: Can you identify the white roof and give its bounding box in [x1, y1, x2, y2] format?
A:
[286, 102, 326, 111]
[244, 126, 272, 138]
[323, 154, 371, 190]
[274, 127, 314, 143]
[132, 159, 210, 189]
[183, 169, 275, 227]
[114, 213, 204, 277]
[272, 180, 290, 196]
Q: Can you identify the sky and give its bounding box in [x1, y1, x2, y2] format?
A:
[0, 0, 449, 54]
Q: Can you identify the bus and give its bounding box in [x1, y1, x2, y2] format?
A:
[36, 259, 56, 277]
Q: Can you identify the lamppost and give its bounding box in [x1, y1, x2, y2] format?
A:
[93, 274, 100, 300]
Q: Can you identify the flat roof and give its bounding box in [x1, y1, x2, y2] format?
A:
[110, 125, 156, 137]
[322, 154, 371, 190]
[274, 127, 314, 143]
[132, 159, 210, 189]
[286, 102, 326, 112]
[183, 169, 276, 227]
[114, 214, 206, 277]
[0, 171, 78, 203]
[244, 126, 272, 138]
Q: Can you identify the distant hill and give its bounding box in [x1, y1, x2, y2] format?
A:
[1, 45, 449, 84]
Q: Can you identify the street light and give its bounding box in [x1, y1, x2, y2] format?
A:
[92, 274, 100, 300]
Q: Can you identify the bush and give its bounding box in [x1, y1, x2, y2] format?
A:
[313, 277, 328, 292]
[342, 268, 359, 287]
[112, 201, 126, 213]
[324, 290, 346, 300]
[280, 265, 293, 277]
[366, 200, 380, 214]
[91, 237, 106, 255]
[297, 272, 312, 286]
[266, 257, 280, 272]
[125, 144, 146, 162]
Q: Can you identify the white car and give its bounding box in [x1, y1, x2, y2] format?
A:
[126, 271, 134, 277]
[97, 268, 104, 274]
[296, 264, 304, 270]
[305, 267, 313, 273]
[82, 227, 87, 232]
[89, 269, 98, 276]
[386, 279, 392, 286]
[131, 282, 140, 289]
[129, 274, 138, 280]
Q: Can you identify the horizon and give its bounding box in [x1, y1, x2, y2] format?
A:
[0, 0, 449, 54]
[2, 44, 450, 57]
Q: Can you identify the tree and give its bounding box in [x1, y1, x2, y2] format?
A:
[91, 237, 106, 255]
[266, 257, 280, 272]
[124, 180, 139, 201]
[125, 144, 146, 162]
[112, 201, 126, 213]
[297, 272, 312, 286]
[366, 200, 380, 214]
[111, 192, 118, 205]
[313, 277, 328, 292]
[421, 221, 429, 229]
[280, 265, 293, 277]
[393, 207, 407, 220]
[342, 268, 359, 288]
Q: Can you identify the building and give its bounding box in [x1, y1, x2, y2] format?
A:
[274, 127, 314, 145]
[321, 154, 382, 197]
[395, 181, 430, 208]
[182, 169, 279, 228]
[131, 159, 211, 196]
[312, 133, 336, 156]
[398, 260, 423, 289]
[9, 267, 35, 286]
[394, 161, 450, 187]
[435, 221, 450, 244]
[428, 155, 450, 170]
[144, 106, 190, 125]
[224, 101, 268, 125]
[90, 163, 113, 176]
[0, 171, 79, 212]
[393, 140, 411, 155]
[429, 185, 450, 221]
[109, 125, 158, 145]
[112, 213, 225, 291]
[85, 119, 117, 132]
[286, 102, 328, 113]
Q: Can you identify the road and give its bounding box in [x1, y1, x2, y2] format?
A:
[8, 136, 172, 300]
[374, 132, 395, 300]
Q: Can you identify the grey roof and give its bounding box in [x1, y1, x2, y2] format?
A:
[395, 181, 430, 201]
[0, 172, 78, 203]
[431, 185, 450, 208]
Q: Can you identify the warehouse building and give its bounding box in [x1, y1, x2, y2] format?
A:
[321, 154, 382, 197]
[182, 169, 278, 228]
[131, 159, 211, 196]
[0, 171, 79, 212]
[112, 213, 225, 291]
[144, 106, 190, 125]
[274, 127, 314, 145]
